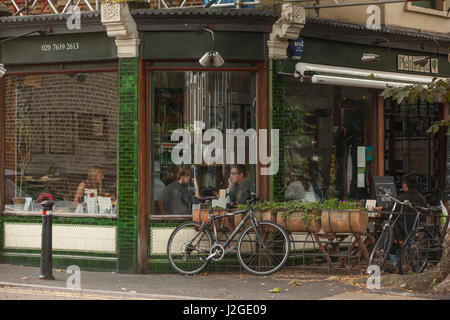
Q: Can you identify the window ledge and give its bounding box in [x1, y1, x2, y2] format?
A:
[405, 3, 450, 18]
[149, 215, 192, 221]
[1, 211, 118, 219]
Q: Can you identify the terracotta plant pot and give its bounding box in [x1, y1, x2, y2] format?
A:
[321, 209, 368, 233]
[192, 208, 234, 232]
[254, 209, 277, 223]
[277, 211, 322, 233]
[234, 212, 251, 230]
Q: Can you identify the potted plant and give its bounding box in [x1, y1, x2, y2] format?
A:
[320, 198, 368, 234]
[277, 201, 322, 233]
[254, 201, 278, 223]
[13, 108, 33, 205]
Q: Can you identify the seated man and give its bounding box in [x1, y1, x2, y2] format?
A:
[161, 166, 199, 215]
[228, 165, 251, 205]
[390, 173, 427, 267]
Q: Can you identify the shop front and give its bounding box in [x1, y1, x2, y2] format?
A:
[133, 9, 279, 272]
[272, 23, 450, 206]
[0, 7, 280, 274]
[0, 13, 124, 271]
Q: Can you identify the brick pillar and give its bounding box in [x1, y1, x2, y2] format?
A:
[270, 60, 285, 202]
[117, 58, 139, 273]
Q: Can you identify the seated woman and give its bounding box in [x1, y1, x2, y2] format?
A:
[74, 167, 112, 204]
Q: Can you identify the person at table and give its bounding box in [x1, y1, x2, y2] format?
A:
[161, 166, 200, 215]
[74, 167, 111, 204]
[228, 165, 251, 205]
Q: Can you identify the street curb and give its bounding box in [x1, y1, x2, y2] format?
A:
[0, 281, 212, 300]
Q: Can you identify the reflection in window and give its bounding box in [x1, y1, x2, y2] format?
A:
[151, 71, 255, 215]
[283, 80, 374, 200]
[4, 73, 118, 214]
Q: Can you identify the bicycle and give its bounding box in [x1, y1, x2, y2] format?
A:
[167, 192, 290, 276]
[398, 204, 448, 275]
[368, 191, 423, 273]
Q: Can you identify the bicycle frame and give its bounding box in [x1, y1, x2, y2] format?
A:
[192, 200, 265, 261]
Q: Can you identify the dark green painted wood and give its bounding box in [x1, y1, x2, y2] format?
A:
[279, 37, 450, 77]
[1, 33, 116, 65]
[142, 31, 266, 60]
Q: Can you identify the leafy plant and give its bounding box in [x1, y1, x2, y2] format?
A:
[320, 198, 363, 210]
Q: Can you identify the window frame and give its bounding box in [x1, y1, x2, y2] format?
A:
[146, 62, 264, 220]
[1, 64, 119, 218]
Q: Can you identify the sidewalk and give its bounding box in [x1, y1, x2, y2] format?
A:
[0, 263, 443, 300]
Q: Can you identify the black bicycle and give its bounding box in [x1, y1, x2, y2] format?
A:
[398, 204, 448, 275]
[167, 192, 290, 276]
[368, 192, 422, 273]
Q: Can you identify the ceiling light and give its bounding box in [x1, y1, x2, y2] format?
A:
[198, 27, 224, 67]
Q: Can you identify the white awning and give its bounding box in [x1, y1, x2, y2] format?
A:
[295, 62, 445, 89]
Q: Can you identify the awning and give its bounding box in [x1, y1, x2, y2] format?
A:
[295, 62, 445, 89]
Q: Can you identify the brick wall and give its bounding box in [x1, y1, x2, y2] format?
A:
[4, 72, 118, 202]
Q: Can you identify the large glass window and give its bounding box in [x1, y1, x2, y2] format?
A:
[4, 72, 118, 214]
[384, 99, 439, 194]
[283, 79, 374, 200]
[151, 71, 256, 215]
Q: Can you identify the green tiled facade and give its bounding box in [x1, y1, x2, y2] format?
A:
[0, 215, 118, 271]
[117, 58, 139, 273]
[271, 60, 285, 202]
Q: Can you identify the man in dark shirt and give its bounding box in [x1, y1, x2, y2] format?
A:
[162, 167, 199, 215]
[228, 165, 251, 205]
[390, 173, 427, 268]
[395, 173, 427, 240]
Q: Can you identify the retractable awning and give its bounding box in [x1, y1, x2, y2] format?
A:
[295, 62, 445, 89]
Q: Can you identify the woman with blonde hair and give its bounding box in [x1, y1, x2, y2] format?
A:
[74, 167, 105, 204]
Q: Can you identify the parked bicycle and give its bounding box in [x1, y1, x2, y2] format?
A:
[368, 191, 448, 275]
[398, 203, 448, 275]
[167, 192, 290, 276]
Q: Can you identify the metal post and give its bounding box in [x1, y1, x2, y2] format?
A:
[39, 200, 55, 280]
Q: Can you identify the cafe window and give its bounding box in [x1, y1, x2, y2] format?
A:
[283, 79, 375, 201]
[4, 72, 118, 214]
[384, 99, 439, 194]
[151, 71, 256, 215]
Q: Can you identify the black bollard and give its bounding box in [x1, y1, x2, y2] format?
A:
[39, 199, 55, 280]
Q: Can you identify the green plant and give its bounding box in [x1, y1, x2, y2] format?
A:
[320, 198, 363, 210]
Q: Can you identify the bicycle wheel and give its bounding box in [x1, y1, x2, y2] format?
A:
[368, 226, 394, 271]
[237, 221, 290, 276]
[398, 228, 431, 275]
[167, 221, 213, 275]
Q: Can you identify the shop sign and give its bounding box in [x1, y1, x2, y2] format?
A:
[1, 33, 115, 64]
[288, 37, 304, 60]
[397, 54, 438, 74]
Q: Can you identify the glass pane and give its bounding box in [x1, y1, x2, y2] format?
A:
[4, 73, 118, 214]
[151, 71, 255, 215]
[283, 80, 374, 200]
